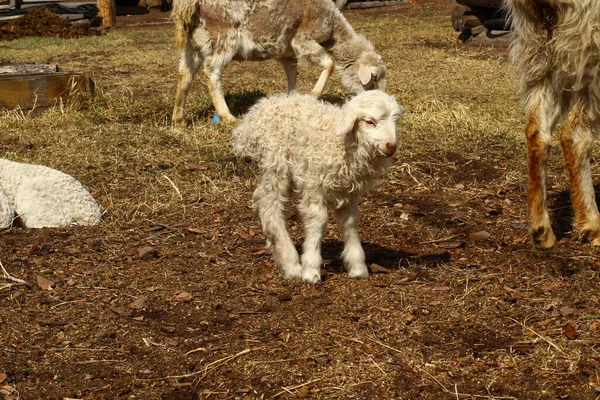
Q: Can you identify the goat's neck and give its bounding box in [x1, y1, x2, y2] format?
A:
[331, 8, 358, 43]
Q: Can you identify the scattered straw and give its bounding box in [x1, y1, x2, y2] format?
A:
[416, 365, 517, 400]
[0, 260, 29, 291]
[160, 348, 256, 382]
[508, 317, 564, 353]
[269, 378, 322, 399]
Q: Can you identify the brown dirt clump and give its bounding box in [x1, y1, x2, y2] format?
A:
[0, 8, 91, 41]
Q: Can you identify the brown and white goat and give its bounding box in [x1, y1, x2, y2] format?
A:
[506, 0, 600, 248]
[171, 0, 387, 124]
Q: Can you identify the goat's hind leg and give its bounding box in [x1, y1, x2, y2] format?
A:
[559, 106, 600, 245]
[291, 39, 334, 98]
[204, 54, 237, 123]
[525, 86, 561, 248]
[173, 33, 202, 124]
[298, 196, 328, 283]
[280, 58, 298, 94]
[334, 198, 368, 279]
[253, 173, 302, 279]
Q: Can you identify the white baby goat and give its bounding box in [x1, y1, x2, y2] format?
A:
[233, 90, 404, 283]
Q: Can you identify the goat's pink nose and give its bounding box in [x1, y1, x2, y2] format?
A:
[386, 143, 396, 154]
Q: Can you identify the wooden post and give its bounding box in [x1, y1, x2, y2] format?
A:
[97, 0, 116, 27]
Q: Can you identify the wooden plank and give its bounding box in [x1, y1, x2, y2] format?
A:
[456, 0, 503, 9]
[465, 30, 512, 48]
[0, 64, 59, 74]
[346, 1, 409, 9]
[97, 0, 115, 26]
[0, 72, 94, 109]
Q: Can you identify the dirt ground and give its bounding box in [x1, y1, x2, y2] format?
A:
[1, 2, 600, 400]
[0, 9, 92, 41]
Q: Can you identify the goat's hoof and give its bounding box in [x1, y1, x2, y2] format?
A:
[172, 118, 187, 127]
[348, 267, 369, 279]
[301, 269, 321, 284]
[531, 226, 556, 249]
[221, 114, 237, 123]
[282, 264, 302, 280]
[581, 229, 600, 246]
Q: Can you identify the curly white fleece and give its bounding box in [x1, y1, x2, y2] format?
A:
[233, 90, 404, 283]
[0, 158, 101, 229]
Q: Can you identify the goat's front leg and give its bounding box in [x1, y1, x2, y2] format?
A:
[525, 88, 561, 248]
[254, 174, 302, 279]
[298, 197, 328, 283]
[291, 39, 334, 98]
[280, 58, 298, 93]
[559, 107, 600, 245]
[173, 37, 202, 124]
[204, 56, 237, 123]
[334, 198, 368, 279]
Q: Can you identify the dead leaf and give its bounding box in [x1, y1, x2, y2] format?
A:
[437, 241, 465, 249]
[278, 293, 293, 302]
[138, 246, 159, 260]
[127, 295, 147, 310]
[369, 263, 390, 274]
[187, 163, 208, 171]
[564, 322, 579, 340]
[469, 231, 491, 241]
[0, 373, 6, 384]
[296, 387, 310, 398]
[174, 291, 193, 303]
[560, 306, 577, 316]
[36, 275, 56, 291]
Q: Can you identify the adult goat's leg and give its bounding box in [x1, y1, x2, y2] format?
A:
[298, 196, 328, 283]
[291, 39, 334, 98]
[280, 58, 298, 93]
[204, 56, 236, 123]
[253, 172, 302, 279]
[525, 85, 561, 248]
[559, 106, 600, 245]
[173, 35, 202, 124]
[334, 198, 368, 279]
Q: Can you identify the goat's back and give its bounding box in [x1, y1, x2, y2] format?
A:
[172, 0, 342, 59]
[232, 93, 341, 163]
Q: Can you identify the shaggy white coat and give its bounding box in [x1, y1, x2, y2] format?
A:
[233, 90, 404, 283]
[0, 158, 102, 229]
[505, 0, 600, 248]
[171, 0, 387, 123]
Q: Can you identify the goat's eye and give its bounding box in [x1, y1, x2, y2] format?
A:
[364, 119, 377, 127]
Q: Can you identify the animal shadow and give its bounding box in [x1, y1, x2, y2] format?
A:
[548, 183, 600, 242]
[320, 239, 451, 277]
[224, 89, 268, 118]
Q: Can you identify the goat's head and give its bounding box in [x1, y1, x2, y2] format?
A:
[336, 90, 404, 157]
[356, 51, 387, 92]
[337, 36, 387, 94]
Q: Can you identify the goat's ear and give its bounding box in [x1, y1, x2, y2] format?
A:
[358, 63, 372, 86]
[336, 106, 359, 139]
